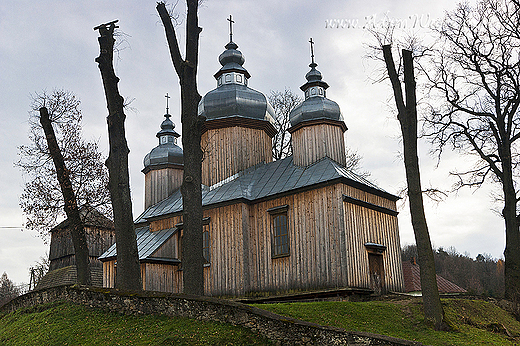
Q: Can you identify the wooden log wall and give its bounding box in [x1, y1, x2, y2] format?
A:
[292, 124, 346, 167]
[342, 185, 404, 292]
[144, 167, 183, 209]
[201, 127, 272, 187]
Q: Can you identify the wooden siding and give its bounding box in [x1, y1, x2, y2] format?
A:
[143, 263, 182, 293]
[103, 183, 403, 296]
[246, 184, 348, 294]
[151, 235, 178, 259]
[144, 168, 183, 209]
[49, 226, 115, 271]
[203, 204, 246, 296]
[292, 124, 346, 167]
[201, 127, 272, 186]
[149, 215, 182, 232]
[102, 260, 182, 293]
[342, 184, 404, 292]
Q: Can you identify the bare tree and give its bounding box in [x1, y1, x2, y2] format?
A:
[269, 89, 302, 160]
[382, 45, 447, 330]
[28, 254, 50, 290]
[17, 90, 113, 286]
[157, 1, 205, 296]
[423, 0, 520, 309]
[17, 90, 111, 238]
[94, 21, 141, 291]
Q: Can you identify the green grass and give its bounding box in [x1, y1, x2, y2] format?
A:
[2, 297, 519, 345]
[253, 298, 520, 346]
[0, 301, 271, 346]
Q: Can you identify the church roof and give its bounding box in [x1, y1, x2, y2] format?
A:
[50, 205, 114, 232]
[402, 260, 467, 294]
[135, 156, 397, 223]
[98, 225, 180, 263]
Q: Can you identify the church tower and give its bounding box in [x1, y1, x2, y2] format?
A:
[198, 16, 277, 187]
[289, 39, 347, 167]
[142, 99, 183, 209]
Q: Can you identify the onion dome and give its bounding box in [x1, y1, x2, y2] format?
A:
[289, 40, 346, 131]
[198, 32, 276, 135]
[142, 112, 183, 172]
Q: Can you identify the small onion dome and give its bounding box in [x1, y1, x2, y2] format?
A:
[289, 61, 346, 132]
[142, 113, 183, 172]
[198, 40, 277, 136]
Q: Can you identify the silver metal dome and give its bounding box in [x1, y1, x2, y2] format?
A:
[143, 113, 183, 171]
[289, 46, 344, 129]
[290, 96, 343, 127]
[198, 39, 276, 127]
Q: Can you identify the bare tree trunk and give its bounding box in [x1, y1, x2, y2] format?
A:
[383, 46, 446, 330]
[157, 1, 205, 296]
[94, 21, 141, 291]
[39, 107, 91, 286]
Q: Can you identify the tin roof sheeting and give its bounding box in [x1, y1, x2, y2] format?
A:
[135, 156, 395, 223]
[98, 226, 177, 261]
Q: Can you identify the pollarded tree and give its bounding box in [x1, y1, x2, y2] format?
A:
[423, 0, 520, 308]
[157, 1, 205, 295]
[94, 21, 142, 291]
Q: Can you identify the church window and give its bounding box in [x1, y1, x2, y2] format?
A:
[225, 74, 232, 83]
[268, 205, 289, 258]
[236, 74, 243, 83]
[202, 217, 211, 265]
[203, 226, 210, 264]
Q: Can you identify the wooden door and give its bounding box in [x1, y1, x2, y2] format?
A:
[368, 253, 385, 295]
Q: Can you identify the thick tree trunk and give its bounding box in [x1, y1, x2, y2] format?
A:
[95, 22, 142, 291]
[383, 46, 446, 330]
[157, 1, 205, 296]
[501, 153, 520, 313]
[39, 107, 91, 286]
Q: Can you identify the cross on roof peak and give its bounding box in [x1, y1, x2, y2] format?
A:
[309, 38, 315, 65]
[165, 93, 171, 117]
[227, 15, 235, 42]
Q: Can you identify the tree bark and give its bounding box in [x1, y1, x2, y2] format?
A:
[95, 21, 141, 291]
[39, 107, 91, 286]
[157, 1, 205, 296]
[382, 46, 446, 330]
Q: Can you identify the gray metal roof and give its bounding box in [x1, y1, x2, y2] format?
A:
[135, 156, 396, 223]
[289, 96, 343, 127]
[98, 225, 177, 261]
[199, 84, 276, 126]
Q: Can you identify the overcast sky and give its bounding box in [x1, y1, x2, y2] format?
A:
[0, 0, 504, 284]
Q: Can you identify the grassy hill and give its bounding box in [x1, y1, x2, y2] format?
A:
[256, 298, 520, 346]
[1, 296, 519, 345]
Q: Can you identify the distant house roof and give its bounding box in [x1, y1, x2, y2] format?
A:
[98, 225, 179, 264]
[402, 260, 467, 294]
[135, 156, 398, 223]
[51, 205, 114, 232]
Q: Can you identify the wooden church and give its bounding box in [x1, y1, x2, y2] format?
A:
[99, 33, 405, 297]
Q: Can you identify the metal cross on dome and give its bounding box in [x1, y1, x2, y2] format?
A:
[227, 15, 235, 42]
[165, 93, 171, 118]
[309, 38, 315, 65]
